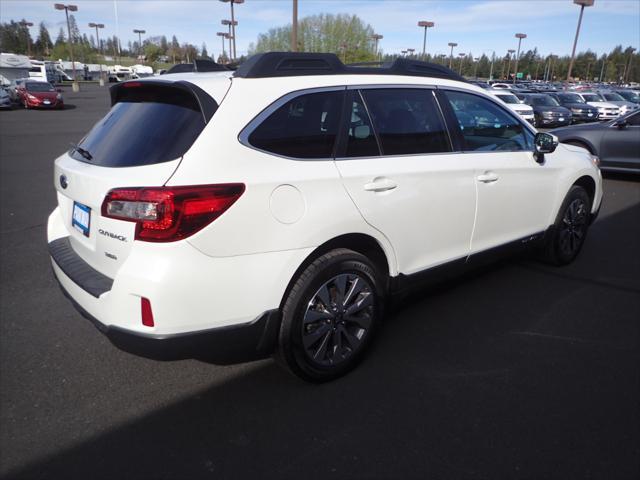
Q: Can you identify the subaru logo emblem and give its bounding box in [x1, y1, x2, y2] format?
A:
[59, 174, 68, 189]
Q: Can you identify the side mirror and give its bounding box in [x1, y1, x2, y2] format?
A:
[533, 132, 558, 163]
[613, 118, 628, 129]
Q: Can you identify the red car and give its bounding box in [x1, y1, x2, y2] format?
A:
[17, 81, 64, 109]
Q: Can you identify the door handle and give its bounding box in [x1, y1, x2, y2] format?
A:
[364, 178, 398, 192]
[476, 172, 499, 183]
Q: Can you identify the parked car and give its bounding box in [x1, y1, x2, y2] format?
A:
[552, 109, 640, 173]
[576, 92, 620, 120]
[7, 78, 28, 102]
[17, 81, 64, 109]
[523, 94, 572, 127]
[47, 53, 603, 381]
[490, 90, 535, 124]
[549, 92, 599, 123]
[597, 91, 639, 116]
[612, 89, 640, 104]
[0, 87, 12, 109]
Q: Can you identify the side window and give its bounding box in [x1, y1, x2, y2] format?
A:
[248, 90, 343, 159]
[444, 90, 533, 152]
[344, 91, 380, 157]
[360, 88, 451, 155]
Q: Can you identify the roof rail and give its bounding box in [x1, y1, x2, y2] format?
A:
[233, 52, 466, 82]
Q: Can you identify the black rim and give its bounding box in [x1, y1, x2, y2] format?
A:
[302, 273, 374, 367]
[559, 198, 588, 257]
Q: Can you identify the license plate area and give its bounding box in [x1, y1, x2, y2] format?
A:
[72, 201, 91, 237]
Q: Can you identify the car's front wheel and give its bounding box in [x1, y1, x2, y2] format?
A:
[540, 185, 591, 265]
[278, 249, 384, 382]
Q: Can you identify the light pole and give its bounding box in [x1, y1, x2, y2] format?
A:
[291, 0, 298, 52]
[371, 33, 383, 60]
[599, 54, 607, 82]
[407, 48, 415, 58]
[133, 29, 145, 63]
[89, 23, 105, 85]
[216, 32, 227, 63]
[220, 0, 243, 61]
[458, 52, 465, 75]
[439, 53, 447, 65]
[54, 4, 79, 91]
[19, 21, 34, 57]
[567, 0, 594, 82]
[221, 19, 237, 56]
[417, 21, 434, 60]
[624, 47, 636, 83]
[225, 33, 233, 63]
[473, 57, 480, 79]
[506, 49, 515, 80]
[448, 42, 457, 69]
[513, 32, 526, 84]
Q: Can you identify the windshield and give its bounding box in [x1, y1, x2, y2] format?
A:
[496, 94, 520, 104]
[602, 92, 625, 102]
[558, 93, 584, 103]
[531, 96, 559, 107]
[582, 93, 604, 102]
[26, 82, 55, 92]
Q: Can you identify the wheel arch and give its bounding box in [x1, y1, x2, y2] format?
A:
[562, 138, 596, 155]
[572, 174, 596, 208]
[278, 233, 393, 311]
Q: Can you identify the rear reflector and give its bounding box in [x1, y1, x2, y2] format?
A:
[141, 297, 154, 327]
[101, 184, 245, 242]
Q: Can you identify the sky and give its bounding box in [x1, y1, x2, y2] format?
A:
[0, 0, 638, 58]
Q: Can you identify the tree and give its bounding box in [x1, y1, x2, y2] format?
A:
[200, 43, 209, 59]
[55, 27, 65, 46]
[35, 22, 53, 56]
[250, 13, 376, 63]
[0, 19, 32, 55]
[68, 14, 80, 43]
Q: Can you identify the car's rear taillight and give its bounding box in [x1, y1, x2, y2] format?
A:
[101, 184, 245, 242]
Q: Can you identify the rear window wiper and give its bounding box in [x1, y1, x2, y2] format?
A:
[70, 143, 93, 162]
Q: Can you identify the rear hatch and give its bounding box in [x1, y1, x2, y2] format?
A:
[53, 79, 222, 279]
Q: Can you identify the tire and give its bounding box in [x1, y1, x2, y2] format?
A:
[278, 248, 384, 382]
[540, 185, 591, 266]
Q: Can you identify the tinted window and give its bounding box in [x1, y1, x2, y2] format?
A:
[626, 111, 640, 126]
[71, 85, 208, 167]
[249, 90, 343, 159]
[26, 82, 55, 92]
[531, 95, 559, 106]
[603, 93, 625, 102]
[444, 90, 533, 152]
[360, 89, 450, 155]
[344, 91, 380, 157]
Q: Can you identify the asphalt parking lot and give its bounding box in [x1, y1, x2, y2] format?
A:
[0, 84, 639, 480]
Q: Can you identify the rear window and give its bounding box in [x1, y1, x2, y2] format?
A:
[70, 83, 209, 167]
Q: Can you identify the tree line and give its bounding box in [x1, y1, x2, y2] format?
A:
[0, 17, 213, 65]
[1, 13, 637, 82]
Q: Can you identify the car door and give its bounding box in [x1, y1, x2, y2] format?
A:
[438, 89, 558, 255]
[335, 87, 477, 275]
[600, 111, 640, 169]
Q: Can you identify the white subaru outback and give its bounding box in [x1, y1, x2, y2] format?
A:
[48, 53, 603, 382]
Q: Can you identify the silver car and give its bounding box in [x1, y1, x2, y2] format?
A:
[0, 87, 12, 110]
[599, 92, 639, 116]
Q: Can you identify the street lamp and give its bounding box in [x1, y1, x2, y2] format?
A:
[417, 21, 434, 60]
[458, 52, 465, 75]
[473, 57, 480, 79]
[216, 31, 228, 63]
[567, 0, 594, 82]
[407, 48, 415, 58]
[54, 4, 79, 91]
[624, 47, 636, 83]
[448, 42, 457, 69]
[89, 23, 105, 85]
[505, 49, 515, 80]
[220, 0, 243, 61]
[439, 53, 447, 66]
[133, 29, 145, 62]
[371, 33, 383, 60]
[221, 19, 237, 59]
[19, 21, 34, 57]
[513, 32, 526, 84]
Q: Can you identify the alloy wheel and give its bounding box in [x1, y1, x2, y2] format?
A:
[559, 198, 588, 257]
[302, 273, 374, 367]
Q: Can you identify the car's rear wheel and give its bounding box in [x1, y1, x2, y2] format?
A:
[278, 249, 383, 382]
[540, 185, 591, 266]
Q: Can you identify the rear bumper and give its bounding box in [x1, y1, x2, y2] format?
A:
[54, 273, 280, 362]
